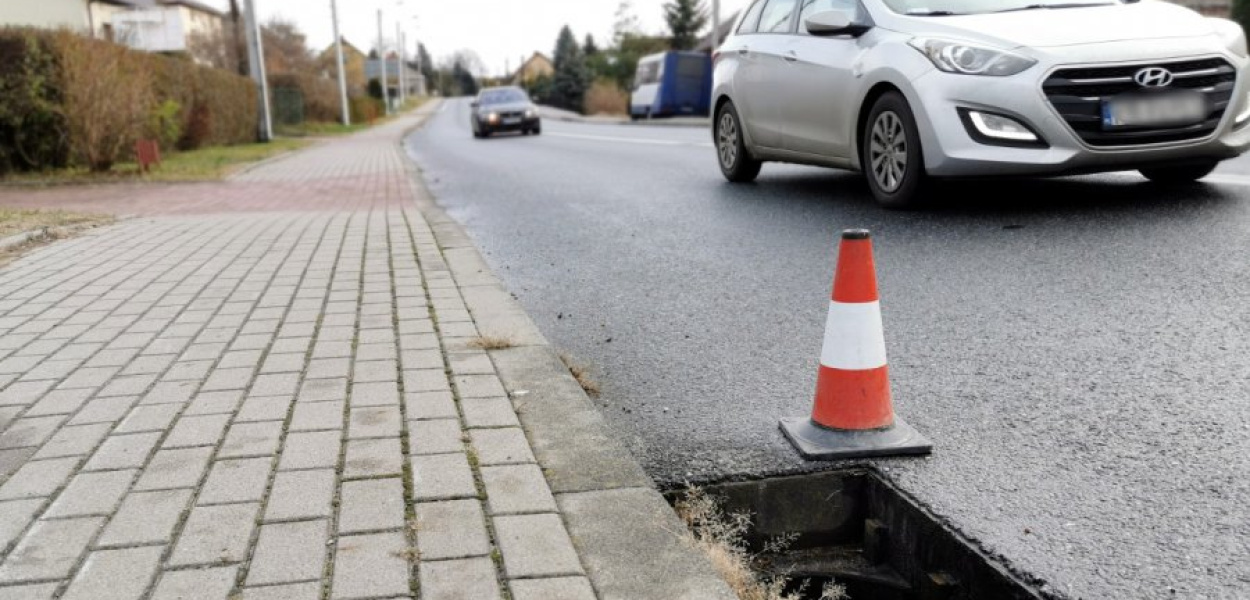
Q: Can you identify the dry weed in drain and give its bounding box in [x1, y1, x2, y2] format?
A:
[559, 353, 601, 397]
[675, 486, 849, 600]
[467, 335, 515, 350]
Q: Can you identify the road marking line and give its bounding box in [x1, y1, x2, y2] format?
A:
[546, 132, 713, 148]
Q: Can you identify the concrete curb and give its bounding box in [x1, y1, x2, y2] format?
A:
[401, 101, 736, 600]
[0, 214, 126, 253]
[0, 229, 41, 251]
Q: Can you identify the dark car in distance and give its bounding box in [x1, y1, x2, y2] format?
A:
[471, 87, 542, 138]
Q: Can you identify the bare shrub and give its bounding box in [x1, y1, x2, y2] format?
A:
[350, 96, 382, 124]
[54, 31, 153, 171]
[186, 27, 243, 73]
[583, 79, 629, 115]
[675, 486, 849, 600]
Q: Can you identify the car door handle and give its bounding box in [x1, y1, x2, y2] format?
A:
[738, 47, 750, 56]
[783, 50, 798, 62]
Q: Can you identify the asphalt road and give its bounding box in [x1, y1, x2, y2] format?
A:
[406, 99, 1250, 600]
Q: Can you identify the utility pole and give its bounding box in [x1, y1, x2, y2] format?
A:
[243, 0, 272, 141]
[711, 0, 722, 50]
[396, 22, 406, 105]
[330, 0, 350, 125]
[377, 10, 391, 115]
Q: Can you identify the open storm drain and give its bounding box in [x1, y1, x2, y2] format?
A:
[667, 470, 1048, 600]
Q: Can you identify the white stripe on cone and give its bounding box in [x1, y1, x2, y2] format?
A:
[819, 301, 888, 371]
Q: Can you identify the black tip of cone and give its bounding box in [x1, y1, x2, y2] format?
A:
[842, 229, 871, 240]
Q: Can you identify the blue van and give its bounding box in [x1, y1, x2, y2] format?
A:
[629, 51, 712, 120]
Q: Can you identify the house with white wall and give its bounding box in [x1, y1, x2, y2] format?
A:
[0, 0, 224, 53]
[0, 0, 91, 30]
[108, 0, 224, 53]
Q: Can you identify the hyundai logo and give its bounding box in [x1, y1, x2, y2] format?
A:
[1134, 67, 1174, 88]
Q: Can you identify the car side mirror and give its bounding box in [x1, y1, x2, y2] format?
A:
[470, 101, 479, 109]
[805, 10, 872, 37]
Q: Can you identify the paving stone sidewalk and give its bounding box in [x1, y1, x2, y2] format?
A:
[0, 107, 637, 600]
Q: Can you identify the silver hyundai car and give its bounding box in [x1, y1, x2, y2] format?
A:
[712, 0, 1250, 207]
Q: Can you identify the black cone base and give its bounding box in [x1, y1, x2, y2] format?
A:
[779, 417, 932, 461]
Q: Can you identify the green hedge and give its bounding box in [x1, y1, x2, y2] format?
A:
[0, 28, 258, 174]
[0, 31, 69, 173]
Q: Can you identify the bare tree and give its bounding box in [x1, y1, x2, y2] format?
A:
[449, 49, 486, 78]
[187, 28, 240, 71]
[228, 0, 247, 75]
[262, 18, 317, 76]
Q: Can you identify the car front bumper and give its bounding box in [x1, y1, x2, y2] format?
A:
[478, 117, 540, 132]
[908, 56, 1250, 178]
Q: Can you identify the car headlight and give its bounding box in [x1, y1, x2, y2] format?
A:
[525, 109, 537, 118]
[908, 38, 1036, 76]
[487, 112, 500, 123]
[1210, 18, 1248, 58]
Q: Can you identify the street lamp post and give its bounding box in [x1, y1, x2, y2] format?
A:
[377, 9, 391, 115]
[711, 0, 722, 49]
[396, 21, 406, 105]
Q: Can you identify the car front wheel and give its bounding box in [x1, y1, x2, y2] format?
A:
[715, 102, 762, 183]
[862, 92, 928, 209]
[1140, 161, 1218, 184]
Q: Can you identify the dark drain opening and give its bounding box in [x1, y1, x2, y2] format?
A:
[665, 470, 1049, 600]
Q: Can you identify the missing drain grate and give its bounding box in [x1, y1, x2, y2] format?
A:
[667, 470, 1051, 600]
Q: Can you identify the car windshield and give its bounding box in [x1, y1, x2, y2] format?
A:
[634, 60, 662, 87]
[881, 0, 1120, 16]
[479, 89, 528, 105]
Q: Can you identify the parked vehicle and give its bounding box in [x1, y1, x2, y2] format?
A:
[471, 86, 541, 138]
[712, 0, 1250, 207]
[630, 51, 714, 120]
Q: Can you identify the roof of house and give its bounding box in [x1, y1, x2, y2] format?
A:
[320, 37, 366, 59]
[520, 52, 552, 67]
[513, 52, 553, 78]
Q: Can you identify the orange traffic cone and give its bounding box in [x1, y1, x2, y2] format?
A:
[780, 229, 932, 460]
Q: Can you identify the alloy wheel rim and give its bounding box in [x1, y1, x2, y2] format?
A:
[869, 111, 907, 193]
[718, 113, 739, 169]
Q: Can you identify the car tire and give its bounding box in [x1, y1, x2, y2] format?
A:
[532, 125, 541, 136]
[862, 92, 928, 209]
[1139, 161, 1218, 184]
[715, 102, 762, 183]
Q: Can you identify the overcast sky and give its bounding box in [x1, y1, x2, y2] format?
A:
[203, 0, 751, 76]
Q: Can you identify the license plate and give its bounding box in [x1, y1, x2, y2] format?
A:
[1102, 92, 1206, 129]
[503, 117, 521, 125]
